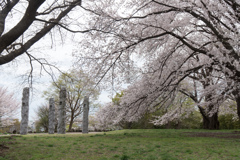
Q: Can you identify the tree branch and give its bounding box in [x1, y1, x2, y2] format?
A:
[0, 0, 81, 65]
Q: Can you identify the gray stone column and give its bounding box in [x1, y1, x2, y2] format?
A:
[20, 87, 30, 135]
[82, 96, 89, 134]
[48, 98, 55, 134]
[57, 86, 66, 134]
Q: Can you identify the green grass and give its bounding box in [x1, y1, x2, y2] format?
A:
[1, 129, 240, 160]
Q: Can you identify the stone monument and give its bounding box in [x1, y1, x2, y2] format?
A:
[82, 96, 89, 134]
[48, 98, 55, 134]
[20, 87, 29, 135]
[57, 86, 66, 134]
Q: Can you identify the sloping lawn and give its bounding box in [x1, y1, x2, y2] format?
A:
[1, 129, 240, 160]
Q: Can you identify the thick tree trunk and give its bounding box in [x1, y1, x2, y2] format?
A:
[68, 114, 74, 132]
[176, 121, 181, 129]
[202, 115, 209, 129]
[234, 96, 240, 121]
[127, 122, 133, 129]
[199, 106, 219, 130]
[209, 112, 219, 129]
[166, 122, 171, 129]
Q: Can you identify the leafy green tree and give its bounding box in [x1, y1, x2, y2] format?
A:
[217, 100, 240, 129]
[11, 119, 20, 133]
[218, 114, 240, 129]
[35, 104, 49, 133]
[43, 69, 100, 131]
[112, 91, 124, 105]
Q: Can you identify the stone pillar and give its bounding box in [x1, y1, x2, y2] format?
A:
[20, 87, 30, 135]
[82, 96, 89, 134]
[57, 86, 66, 134]
[48, 98, 55, 134]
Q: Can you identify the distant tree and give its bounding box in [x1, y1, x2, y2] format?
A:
[152, 93, 196, 128]
[112, 91, 124, 105]
[95, 91, 201, 130]
[43, 69, 100, 131]
[93, 104, 119, 131]
[218, 114, 240, 129]
[0, 86, 20, 127]
[218, 99, 240, 129]
[10, 119, 20, 133]
[179, 67, 223, 129]
[35, 104, 49, 133]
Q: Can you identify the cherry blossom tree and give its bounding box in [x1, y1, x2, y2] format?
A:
[152, 93, 196, 128]
[93, 103, 119, 131]
[180, 70, 222, 129]
[75, 0, 240, 128]
[94, 91, 200, 130]
[0, 86, 20, 127]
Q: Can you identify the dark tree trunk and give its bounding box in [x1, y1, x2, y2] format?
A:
[202, 115, 209, 129]
[199, 106, 219, 130]
[68, 113, 74, 131]
[68, 121, 73, 131]
[176, 121, 181, 129]
[166, 122, 171, 129]
[207, 112, 219, 130]
[55, 123, 58, 132]
[235, 96, 240, 121]
[44, 126, 48, 133]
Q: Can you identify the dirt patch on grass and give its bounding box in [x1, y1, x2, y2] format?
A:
[0, 141, 10, 157]
[0, 135, 19, 157]
[184, 131, 240, 139]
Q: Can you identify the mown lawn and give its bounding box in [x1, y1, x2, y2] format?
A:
[1, 129, 240, 160]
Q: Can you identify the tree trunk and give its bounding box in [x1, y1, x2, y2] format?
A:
[127, 122, 133, 129]
[166, 122, 171, 129]
[202, 115, 209, 129]
[235, 96, 240, 121]
[206, 112, 219, 130]
[44, 126, 48, 133]
[68, 114, 74, 132]
[176, 121, 181, 129]
[199, 106, 219, 130]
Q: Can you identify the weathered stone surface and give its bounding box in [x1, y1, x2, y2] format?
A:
[82, 96, 89, 134]
[48, 98, 55, 134]
[20, 87, 29, 135]
[57, 86, 66, 134]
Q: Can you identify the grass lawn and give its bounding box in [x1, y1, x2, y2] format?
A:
[1, 129, 240, 160]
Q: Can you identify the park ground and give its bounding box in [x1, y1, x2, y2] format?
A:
[0, 129, 240, 160]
